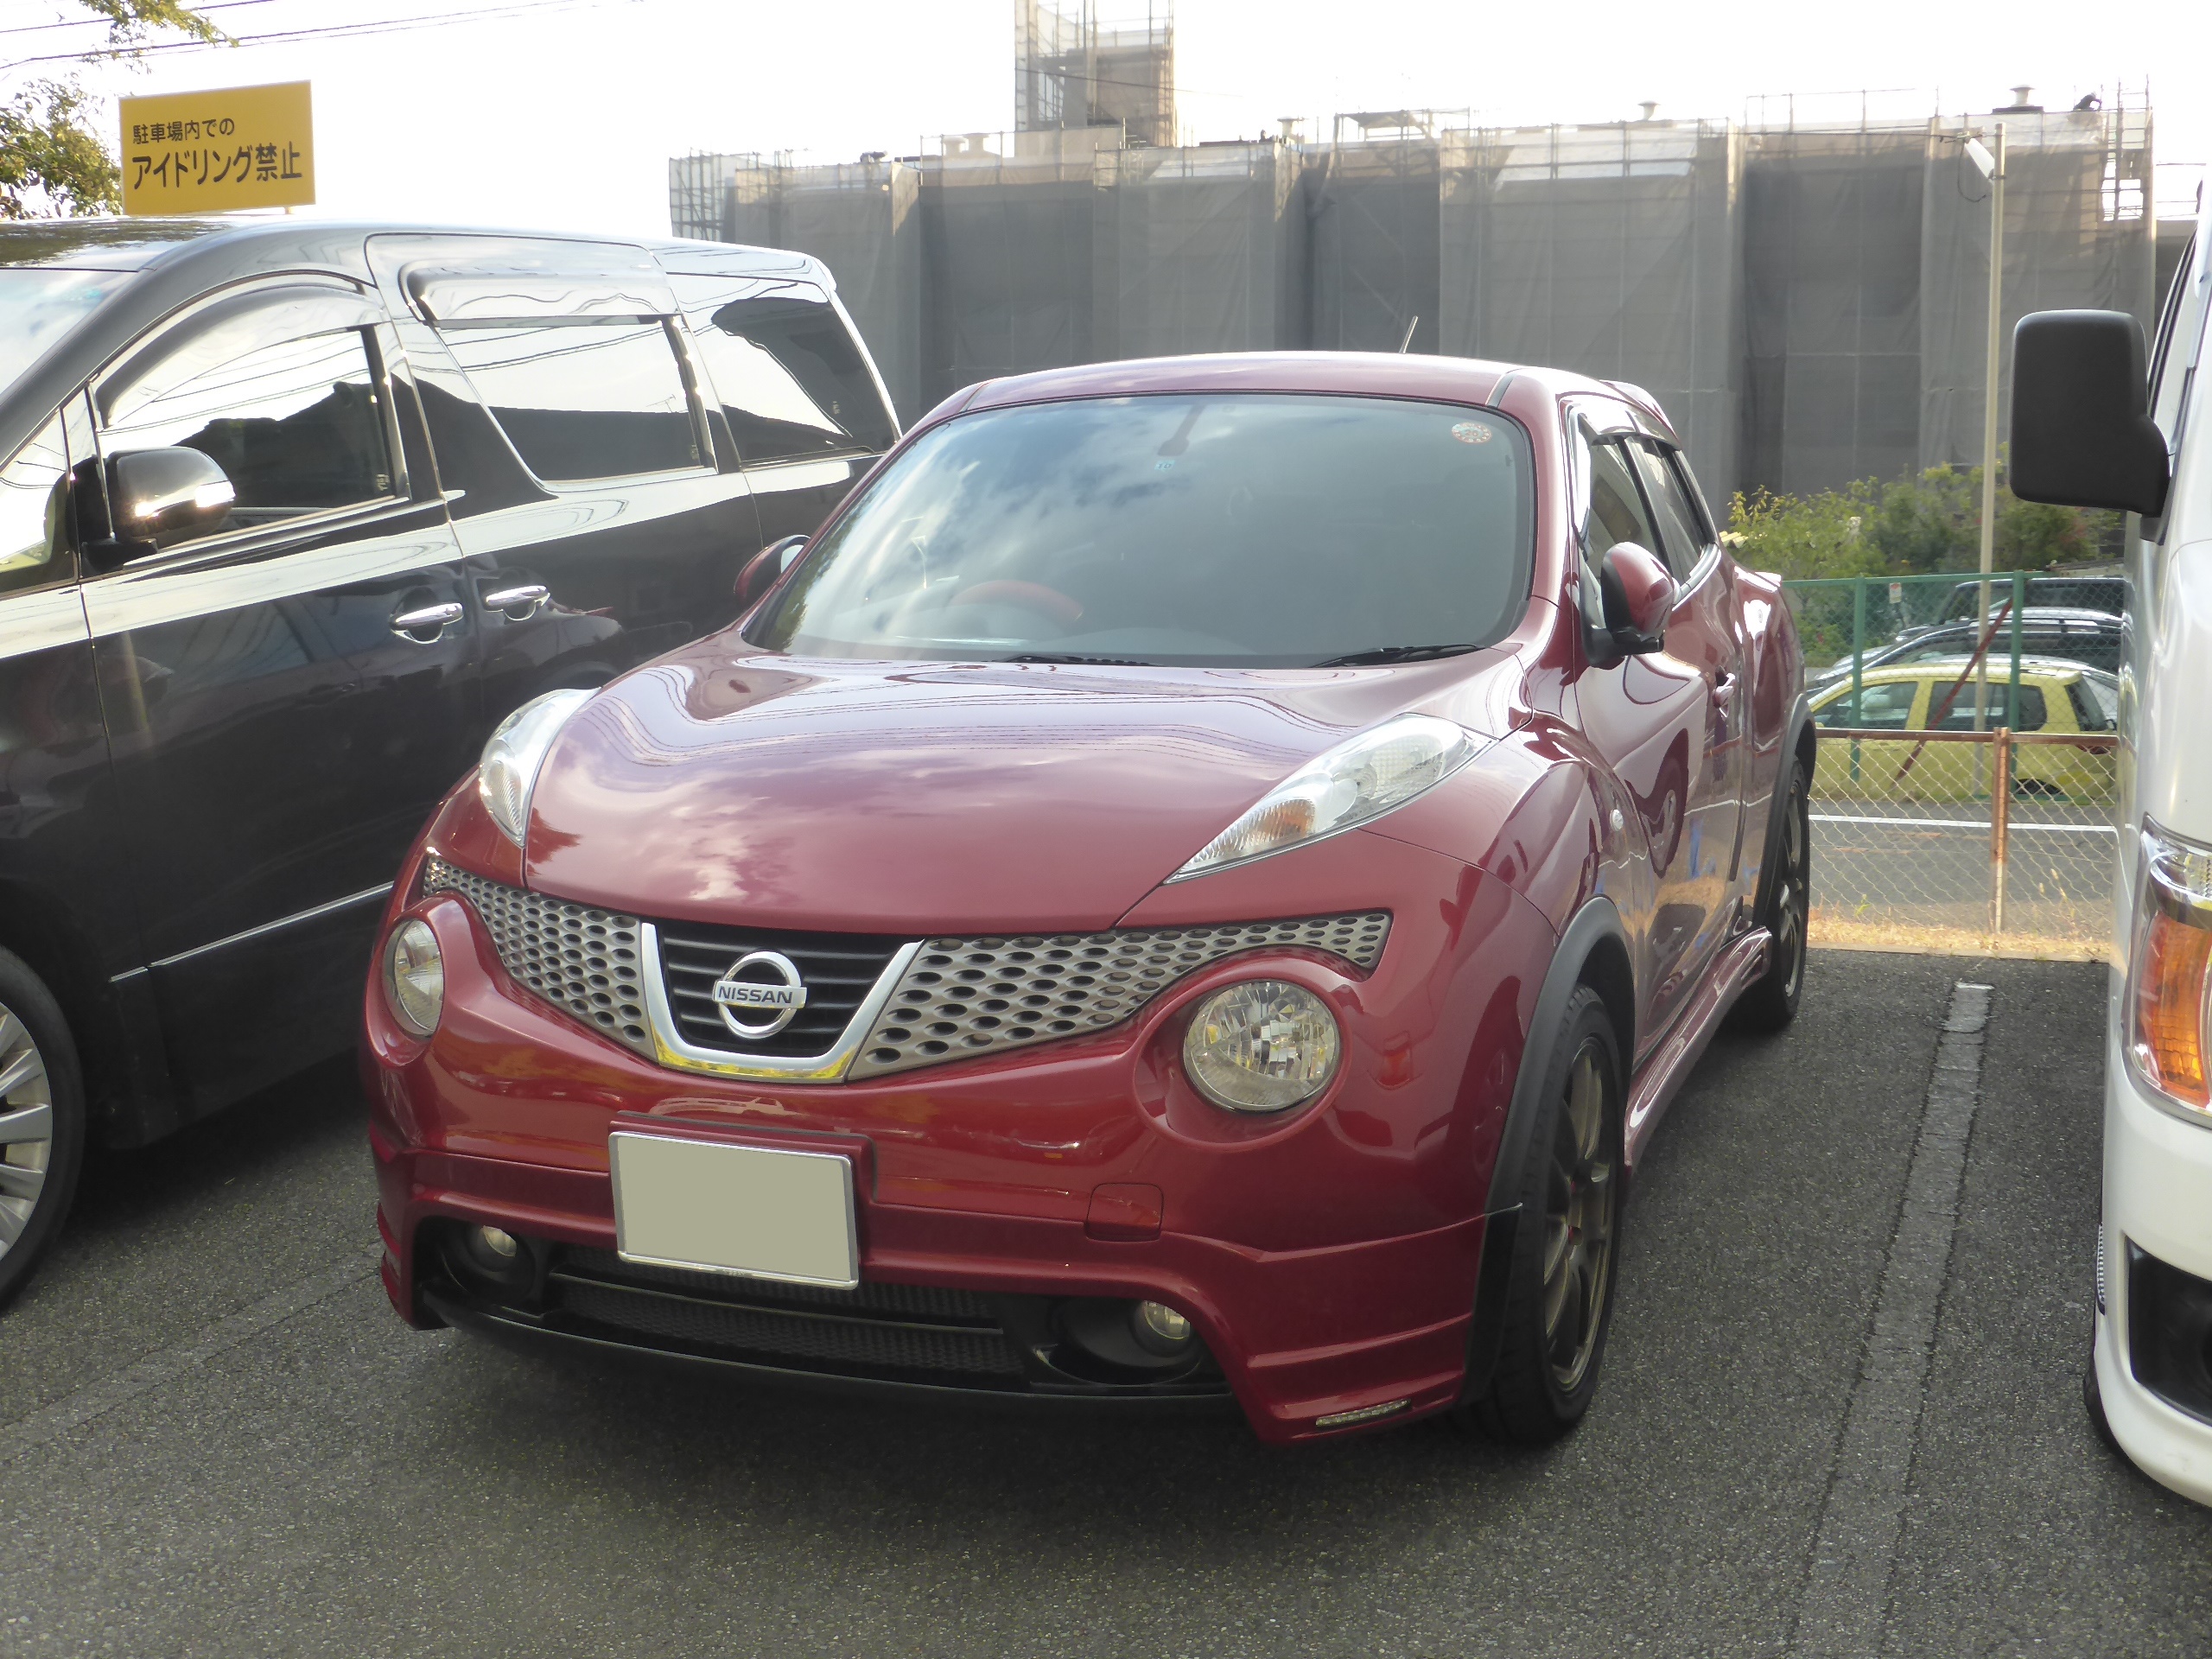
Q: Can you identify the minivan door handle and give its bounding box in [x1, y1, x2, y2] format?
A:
[482, 583, 550, 620]
[391, 601, 463, 644]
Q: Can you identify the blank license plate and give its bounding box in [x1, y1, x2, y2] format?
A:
[609, 1132, 858, 1289]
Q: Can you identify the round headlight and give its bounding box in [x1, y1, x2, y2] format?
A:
[384, 918, 445, 1038]
[1182, 980, 1341, 1113]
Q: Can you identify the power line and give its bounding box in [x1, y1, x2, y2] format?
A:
[2, 0, 641, 75]
[0, 1, 280, 41]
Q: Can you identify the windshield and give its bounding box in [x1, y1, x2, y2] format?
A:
[0, 269, 131, 400]
[747, 392, 1535, 667]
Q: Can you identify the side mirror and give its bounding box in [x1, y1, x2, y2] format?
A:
[2010, 309, 2170, 518]
[734, 533, 809, 611]
[88, 447, 236, 568]
[1597, 541, 1671, 657]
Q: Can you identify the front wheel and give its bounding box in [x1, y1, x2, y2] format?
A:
[1734, 755, 1810, 1032]
[0, 946, 86, 1309]
[1460, 985, 1624, 1444]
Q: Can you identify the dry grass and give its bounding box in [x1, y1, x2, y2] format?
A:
[1808, 912, 2112, 963]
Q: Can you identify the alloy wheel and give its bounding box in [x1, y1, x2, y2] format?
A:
[0, 1001, 54, 1262]
[1774, 781, 1809, 1000]
[1541, 1042, 1617, 1392]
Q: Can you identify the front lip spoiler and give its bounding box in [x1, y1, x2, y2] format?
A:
[423, 1288, 1242, 1418]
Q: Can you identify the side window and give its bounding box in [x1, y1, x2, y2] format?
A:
[100, 326, 395, 547]
[0, 411, 72, 597]
[442, 321, 702, 483]
[1815, 680, 1916, 729]
[1630, 443, 1713, 580]
[1929, 682, 2046, 732]
[1581, 437, 1665, 567]
[672, 276, 897, 463]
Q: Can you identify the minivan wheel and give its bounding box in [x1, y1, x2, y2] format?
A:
[0, 946, 86, 1309]
[1460, 986, 1623, 1445]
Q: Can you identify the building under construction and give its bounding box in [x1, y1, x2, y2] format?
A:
[669, 16, 2163, 505]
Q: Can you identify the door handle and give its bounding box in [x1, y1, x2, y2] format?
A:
[391, 601, 463, 643]
[482, 582, 550, 620]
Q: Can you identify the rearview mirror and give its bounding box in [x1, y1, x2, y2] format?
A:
[2010, 309, 2170, 518]
[1597, 542, 1671, 658]
[734, 533, 809, 611]
[90, 447, 236, 567]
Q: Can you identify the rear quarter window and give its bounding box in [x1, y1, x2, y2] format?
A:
[671, 275, 895, 464]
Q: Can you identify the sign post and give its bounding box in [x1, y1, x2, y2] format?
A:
[118, 81, 315, 217]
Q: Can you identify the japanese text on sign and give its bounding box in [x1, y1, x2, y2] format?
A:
[119, 82, 315, 216]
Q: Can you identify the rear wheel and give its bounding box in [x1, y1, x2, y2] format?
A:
[0, 947, 86, 1309]
[1463, 986, 1624, 1444]
[1734, 755, 1809, 1032]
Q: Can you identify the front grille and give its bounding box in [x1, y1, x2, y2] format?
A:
[547, 1248, 1024, 1385]
[653, 921, 906, 1058]
[424, 859, 652, 1055]
[848, 912, 1392, 1078]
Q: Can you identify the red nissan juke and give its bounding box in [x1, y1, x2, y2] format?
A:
[362, 353, 1810, 1445]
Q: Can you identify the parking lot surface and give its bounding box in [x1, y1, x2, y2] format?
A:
[6, 952, 2209, 1657]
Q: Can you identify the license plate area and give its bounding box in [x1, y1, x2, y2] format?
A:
[609, 1131, 859, 1289]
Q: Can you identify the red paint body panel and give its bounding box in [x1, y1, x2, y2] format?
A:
[365, 352, 1807, 1443]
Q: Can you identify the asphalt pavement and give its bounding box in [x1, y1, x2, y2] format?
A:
[5, 951, 2209, 1657]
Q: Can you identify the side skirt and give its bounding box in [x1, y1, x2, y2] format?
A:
[1623, 926, 1771, 1169]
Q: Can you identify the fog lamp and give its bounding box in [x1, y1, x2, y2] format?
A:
[383, 918, 444, 1038]
[474, 1225, 519, 1261]
[1183, 980, 1340, 1112]
[1134, 1300, 1192, 1352]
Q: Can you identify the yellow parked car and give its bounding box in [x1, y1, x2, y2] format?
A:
[1808, 657, 2119, 803]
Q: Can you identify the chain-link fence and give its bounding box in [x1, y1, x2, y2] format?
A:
[1787, 563, 2122, 958]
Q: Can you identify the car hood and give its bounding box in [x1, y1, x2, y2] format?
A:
[521, 640, 1523, 933]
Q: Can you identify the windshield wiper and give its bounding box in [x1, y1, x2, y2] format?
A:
[1312, 643, 1481, 667]
[1002, 652, 1155, 666]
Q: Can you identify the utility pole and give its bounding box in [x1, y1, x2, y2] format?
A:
[1967, 123, 2006, 771]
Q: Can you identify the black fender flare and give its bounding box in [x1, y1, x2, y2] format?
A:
[1747, 690, 1815, 928]
[1463, 894, 1636, 1399]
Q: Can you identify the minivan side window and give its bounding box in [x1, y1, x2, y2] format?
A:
[100, 326, 395, 546]
[0, 412, 71, 597]
[441, 320, 701, 482]
[672, 276, 897, 463]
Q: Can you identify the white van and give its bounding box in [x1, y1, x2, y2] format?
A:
[2012, 219, 2212, 1509]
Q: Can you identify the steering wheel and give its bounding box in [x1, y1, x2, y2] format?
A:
[944, 580, 1085, 630]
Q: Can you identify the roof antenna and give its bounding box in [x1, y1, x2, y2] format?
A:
[1397, 314, 1420, 353]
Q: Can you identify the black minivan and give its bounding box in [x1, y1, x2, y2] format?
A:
[0, 218, 900, 1300]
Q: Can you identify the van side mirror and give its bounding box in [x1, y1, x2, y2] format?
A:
[2010, 310, 2170, 518]
[1597, 542, 1671, 657]
[734, 534, 809, 611]
[87, 447, 237, 569]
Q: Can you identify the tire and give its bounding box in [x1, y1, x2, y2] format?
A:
[0, 946, 87, 1310]
[1462, 985, 1624, 1445]
[1734, 754, 1810, 1033]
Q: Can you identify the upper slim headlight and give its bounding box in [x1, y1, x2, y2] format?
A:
[384, 918, 445, 1038]
[2128, 819, 2212, 1117]
[1172, 714, 1482, 880]
[477, 689, 592, 847]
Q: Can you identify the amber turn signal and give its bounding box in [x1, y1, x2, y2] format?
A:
[2129, 822, 2212, 1114]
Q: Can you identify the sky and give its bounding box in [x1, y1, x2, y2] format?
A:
[3, 0, 2207, 236]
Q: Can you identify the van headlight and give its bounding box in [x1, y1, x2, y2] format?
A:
[2127, 820, 2212, 1119]
[383, 918, 445, 1038]
[1182, 980, 1341, 1112]
[478, 689, 592, 847]
[1172, 714, 1481, 880]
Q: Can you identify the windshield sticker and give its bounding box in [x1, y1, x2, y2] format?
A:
[1450, 421, 1494, 445]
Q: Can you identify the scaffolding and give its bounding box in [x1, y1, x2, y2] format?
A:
[1015, 1, 1175, 149]
[1441, 120, 1744, 505]
[1306, 133, 1440, 354]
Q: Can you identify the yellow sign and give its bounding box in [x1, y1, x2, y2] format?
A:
[119, 81, 314, 216]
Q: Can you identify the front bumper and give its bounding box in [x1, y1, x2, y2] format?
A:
[365, 832, 1554, 1445]
[2095, 1020, 2212, 1508]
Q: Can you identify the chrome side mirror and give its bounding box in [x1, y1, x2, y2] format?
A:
[92, 447, 236, 565]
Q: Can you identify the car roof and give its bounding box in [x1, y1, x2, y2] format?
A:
[0, 215, 825, 283]
[1905, 607, 2120, 629]
[1815, 656, 2094, 693]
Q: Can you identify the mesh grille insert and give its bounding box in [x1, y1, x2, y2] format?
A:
[849, 912, 1390, 1079]
[423, 859, 652, 1055]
